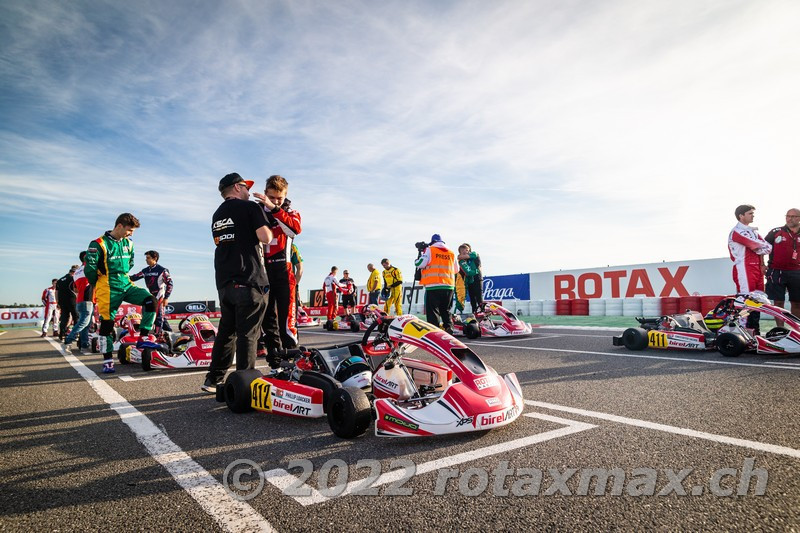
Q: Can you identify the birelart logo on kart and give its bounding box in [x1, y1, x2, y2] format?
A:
[384, 414, 419, 431]
[479, 405, 520, 427]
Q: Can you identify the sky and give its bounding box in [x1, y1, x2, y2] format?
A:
[1, 0, 797, 305]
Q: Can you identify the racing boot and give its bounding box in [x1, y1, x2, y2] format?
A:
[102, 360, 115, 374]
[266, 347, 282, 369]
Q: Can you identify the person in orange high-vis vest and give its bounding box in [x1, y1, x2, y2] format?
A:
[414, 234, 458, 333]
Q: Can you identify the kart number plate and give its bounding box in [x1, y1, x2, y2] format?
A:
[647, 331, 667, 348]
[251, 380, 273, 411]
[402, 319, 433, 339]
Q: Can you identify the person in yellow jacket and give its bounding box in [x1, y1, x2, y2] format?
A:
[380, 258, 403, 315]
[414, 234, 458, 333]
[366, 263, 381, 305]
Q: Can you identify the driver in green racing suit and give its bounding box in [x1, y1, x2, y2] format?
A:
[85, 213, 157, 373]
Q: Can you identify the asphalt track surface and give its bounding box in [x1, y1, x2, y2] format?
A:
[1, 325, 799, 532]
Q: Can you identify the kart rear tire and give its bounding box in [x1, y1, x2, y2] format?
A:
[298, 371, 341, 413]
[716, 332, 746, 357]
[327, 387, 372, 439]
[350, 320, 360, 333]
[621, 328, 649, 351]
[464, 322, 481, 339]
[118, 343, 133, 364]
[141, 348, 152, 371]
[224, 369, 263, 414]
[325, 320, 334, 331]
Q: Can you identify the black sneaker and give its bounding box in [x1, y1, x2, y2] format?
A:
[201, 378, 221, 394]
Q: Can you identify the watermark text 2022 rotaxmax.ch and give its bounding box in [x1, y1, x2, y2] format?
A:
[222, 458, 767, 501]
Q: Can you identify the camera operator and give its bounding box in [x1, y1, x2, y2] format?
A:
[414, 234, 458, 334]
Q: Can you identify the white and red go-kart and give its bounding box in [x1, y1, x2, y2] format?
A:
[713, 292, 800, 356]
[119, 313, 216, 371]
[217, 314, 523, 438]
[296, 305, 320, 328]
[452, 302, 533, 339]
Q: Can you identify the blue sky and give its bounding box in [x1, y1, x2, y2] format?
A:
[1, 0, 797, 305]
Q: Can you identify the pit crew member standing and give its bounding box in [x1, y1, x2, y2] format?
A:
[366, 263, 381, 305]
[203, 173, 272, 393]
[457, 243, 484, 314]
[64, 252, 95, 352]
[380, 258, 403, 316]
[85, 213, 158, 374]
[253, 175, 301, 357]
[56, 265, 78, 341]
[727, 204, 772, 334]
[40, 279, 59, 337]
[130, 250, 174, 332]
[339, 270, 357, 314]
[765, 208, 800, 325]
[414, 234, 457, 333]
[323, 267, 342, 321]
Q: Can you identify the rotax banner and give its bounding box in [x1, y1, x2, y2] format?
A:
[531, 258, 733, 300]
[0, 307, 44, 325]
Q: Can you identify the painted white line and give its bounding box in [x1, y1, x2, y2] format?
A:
[526, 399, 800, 460]
[533, 325, 625, 332]
[117, 364, 272, 382]
[46, 339, 275, 532]
[763, 360, 800, 367]
[264, 412, 596, 506]
[471, 342, 800, 371]
[0, 331, 6, 337]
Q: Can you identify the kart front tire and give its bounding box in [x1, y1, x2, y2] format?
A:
[141, 348, 152, 371]
[327, 387, 372, 439]
[325, 320, 334, 331]
[464, 322, 481, 339]
[716, 332, 746, 357]
[118, 343, 133, 364]
[350, 320, 360, 333]
[621, 328, 649, 351]
[224, 369, 263, 414]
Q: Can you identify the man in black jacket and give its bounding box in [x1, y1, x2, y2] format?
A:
[56, 265, 79, 341]
[202, 173, 273, 393]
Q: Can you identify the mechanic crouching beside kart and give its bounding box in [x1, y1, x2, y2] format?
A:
[85, 213, 158, 374]
[202, 173, 273, 393]
[727, 204, 772, 334]
[414, 234, 458, 334]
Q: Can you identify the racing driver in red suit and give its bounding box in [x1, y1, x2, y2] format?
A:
[253, 175, 301, 364]
[727, 204, 772, 334]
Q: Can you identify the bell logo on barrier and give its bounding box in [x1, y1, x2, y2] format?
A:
[186, 303, 208, 312]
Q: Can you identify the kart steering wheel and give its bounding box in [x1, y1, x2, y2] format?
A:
[361, 317, 390, 347]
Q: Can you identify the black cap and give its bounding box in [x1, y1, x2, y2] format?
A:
[218, 173, 254, 192]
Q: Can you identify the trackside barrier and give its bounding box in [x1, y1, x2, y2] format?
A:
[623, 298, 643, 317]
[570, 298, 589, 316]
[588, 299, 605, 316]
[529, 300, 543, 315]
[642, 297, 661, 316]
[604, 299, 623, 316]
[542, 300, 556, 316]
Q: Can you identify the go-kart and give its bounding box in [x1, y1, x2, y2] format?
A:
[712, 293, 800, 356]
[612, 310, 717, 351]
[118, 313, 216, 370]
[217, 314, 523, 439]
[613, 292, 800, 357]
[324, 312, 364, 332]
[297, 305, 320, 328]
[452, 302, 533, 339]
